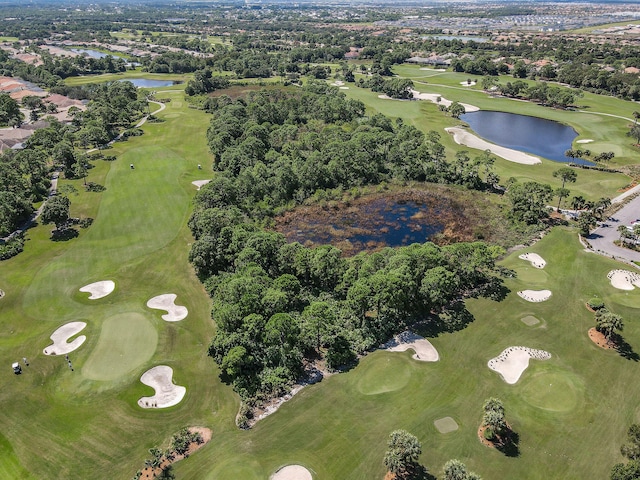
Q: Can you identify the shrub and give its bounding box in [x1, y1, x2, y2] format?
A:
[0, 235, 24, 260]
[588, 298, 605, 310]
[484, 427, 496, 440]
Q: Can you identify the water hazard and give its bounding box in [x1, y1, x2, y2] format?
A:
[460, 111, 590, 165]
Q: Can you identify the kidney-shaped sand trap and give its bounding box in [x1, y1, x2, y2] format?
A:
[608, 270, 640, 291]
[381, 331, 439, 362]
[79, 280, 115, 300]
[191, 179, 211, 190]
[518, 252, 546, 269]
[138, 365, 186, 409]
[517, 289, 552, 302]
[146, 294, 188, 322]
[270, 465, 313, 480]
[488, 346, 551, 384]
[43, 321, 87, 355]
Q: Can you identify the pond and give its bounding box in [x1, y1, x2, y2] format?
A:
[120, 79, 175, 88]
[460, 111, 590, 165]
[274, 190, 481, 256]
[70, 48, 124, 60]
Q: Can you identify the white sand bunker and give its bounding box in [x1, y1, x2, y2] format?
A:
[434, 417, 459, 434]
[191, 179, 211, 190]
[419, 67, 446, 72]
[488, 346, 551, 384]
[79, 280, 115, 300]
[0, 289, 4, 299]
[460, 81, 477, 86]
[147, 294, 188, 322]
[518, 289, 552, 302]
[519, 252, 546, 269]
[381, 331, 439, 362]
[270, 465, 313, 480]
[138, 365, 186, 408]
[43, 321, 87, 355]
[608, 269, 640, 291]
[409, 89, 479, 112]
[576, 139, 593, 144]
[446, 127, 541, 165]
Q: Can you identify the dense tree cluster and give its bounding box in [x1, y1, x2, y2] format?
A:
[357, 75, 414, 99]
[612, 424, 640, 480]
[190, 85, 508, 401]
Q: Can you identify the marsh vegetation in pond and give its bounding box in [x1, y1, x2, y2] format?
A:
[274, 189, 485, 256]
[460, 111, 590, 165]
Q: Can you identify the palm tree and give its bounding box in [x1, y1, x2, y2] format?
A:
[555, 187, 570, 210]
[571, 195, 588, 210]
[596, 309, 624, 340]
[553, 167, 578, 189]
[618, 224, 630, 243]
[383, 430, 422, 477]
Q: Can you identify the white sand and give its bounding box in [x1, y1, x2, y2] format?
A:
[43, 321, 87, 355]
[460, 81, 477, 86]
[147, 294, 188, 322]
[79, 280, 115, 300]
[518, 252, 546, 269]
[488, 346, 551, 384]
[339, 86, 349, 90]
[576, 139, 593, 144]
[138, 365, 186, 409]
[517, 289, 552, 302]
[331, 80, 344, 86]
[270, 465, 313, 480]
[607, 269, 640, 291]
[445, 127, 542, 165]
[409, 89, 480, 112]
[419, 67, 446, 72]
[191, 179, 211, 190]
[381, 331, 439, 362]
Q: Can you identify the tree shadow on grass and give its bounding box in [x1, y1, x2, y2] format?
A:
[496, 431, 520, 458]
[407, 465, 436, 480]
[51, 228, 79, 241]
[615, 336, 640, 361]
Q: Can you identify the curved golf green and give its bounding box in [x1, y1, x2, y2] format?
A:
[519, 369, 584, 413]
[512, 265, 549, 284]
[82, 312, 157, 381]
[356, 354, 412, 395]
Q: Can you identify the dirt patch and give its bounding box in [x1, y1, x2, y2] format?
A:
[138, 427, 212, 479]
[588, 327, 615, 350]
[274, 188, 488, 256]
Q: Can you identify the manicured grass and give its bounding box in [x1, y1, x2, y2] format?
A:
[342, 71, 634, 200]
[173, 227, 640, 479]
[2, 77, 640, 480]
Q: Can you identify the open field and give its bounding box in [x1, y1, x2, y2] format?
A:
[2, 71, 640, 479]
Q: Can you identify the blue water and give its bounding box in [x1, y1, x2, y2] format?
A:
[460, 111, 591, 165]
[122, 79, 175, 88]
[70, 48, 123, 60]
[296, 199, 444, 250]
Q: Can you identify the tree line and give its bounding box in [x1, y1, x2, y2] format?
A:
[189, 84, 509, 407]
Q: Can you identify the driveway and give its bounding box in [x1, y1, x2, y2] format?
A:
[587, 193, 640, 266]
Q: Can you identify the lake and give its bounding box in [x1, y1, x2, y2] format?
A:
[71, 48, 123, 59]
[459, 111, 589, 165]
[120, 79, 175, 88]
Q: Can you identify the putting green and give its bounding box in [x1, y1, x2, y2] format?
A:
[356, 354, 411, 395]
[82, 312, 157, 381]
[609, 292, 640, 309]
[512, 265, 549, 284]
[519, 369, 584, 413]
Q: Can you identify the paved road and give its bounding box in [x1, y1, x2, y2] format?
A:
[587, 193, 640, 266]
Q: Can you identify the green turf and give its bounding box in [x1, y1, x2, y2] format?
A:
[2, 78, 640, 479]
[521, 315, 541, 327]
[356, 354, 413, 395]
[81, 312, 157, 381]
